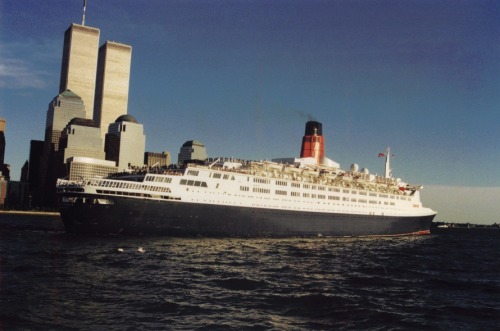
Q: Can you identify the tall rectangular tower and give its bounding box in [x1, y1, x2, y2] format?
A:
[59, 23, 100, 119]
[0, 118, 5, 166]
[93, 41, 132, 140]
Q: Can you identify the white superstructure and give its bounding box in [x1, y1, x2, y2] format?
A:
[58, 157, 435, 219]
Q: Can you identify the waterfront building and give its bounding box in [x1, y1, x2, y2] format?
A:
[93, 41, 132, 140]
[65, 156, 117, 181]
[105, 115, 145, 171]
[59, 24, 100, 119]
[0, 118, 8, 180]
[58, 118, 104, 165]
[144, 151, 171, 168]
[0, 173, 6, 208]
[27, 140, 44, 202]
[0, 118, 5, 166]
[178, 140, 207, 165]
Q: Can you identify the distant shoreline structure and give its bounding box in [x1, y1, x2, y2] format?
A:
[0, 210, 60, 217]
[432, 221, 499, 229]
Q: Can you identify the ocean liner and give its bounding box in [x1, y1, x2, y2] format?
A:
[56, 121, 436, 236]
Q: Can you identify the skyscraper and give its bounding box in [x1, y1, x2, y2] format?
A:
[59, 118, 105, 163]
[105, 115, 145, 171]
[38, 90, 86, 206]
[59, 23, 100, 119]
[0, 118, 5, 166]
[44, 90, 86, 152]
[178, 140, 207, 165]
[94, 41, 132, 140]
[28, 140, 44, 196]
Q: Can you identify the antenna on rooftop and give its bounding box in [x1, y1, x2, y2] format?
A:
[82, 0, 87, 25]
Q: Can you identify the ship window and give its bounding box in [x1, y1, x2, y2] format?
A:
[318, 195, 326, 199]
[369, 193, 377, 197]
[291, 192, 300, 197]
[164, 178, 172, 183]
[343, 190, 349, 193]
[213, 173, 222, 179]
[194, 181, 201, 187]
[240, 186, 249, 191]
[187, 180, 194, 186]
[369, 200, 377, 204]
[275, 190, 287, 195]
[351, 190, 357, 194]
[303, 193, 310, 198]
[343, 197, 349, 201]
[329, 196, 340, 200]
[187, 170, 199, 176]
[292, 183, 300, 188]
[359, 192, 367, 196]
[201, 182, 207, 187]
[223, 174, 229, 179]
[180, 179, 187, 185]
[303, 184, 310, 189]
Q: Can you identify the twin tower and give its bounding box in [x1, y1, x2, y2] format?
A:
[59, 23, 132, 140]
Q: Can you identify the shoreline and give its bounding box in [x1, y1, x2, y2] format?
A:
[0, 210, 60, 216]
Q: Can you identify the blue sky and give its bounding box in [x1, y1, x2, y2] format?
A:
[1, 0, 499, 223]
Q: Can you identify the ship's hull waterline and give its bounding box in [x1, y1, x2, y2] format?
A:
[59, 194, 435, 237]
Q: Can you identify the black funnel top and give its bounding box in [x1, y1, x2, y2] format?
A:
[304, 121, 322, 136]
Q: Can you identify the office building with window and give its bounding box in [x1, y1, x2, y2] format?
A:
[178, 140, 207, 165]
[93, 41, 132, 140]
[59, 23, 100, 119]
[105, 115, 145, 171]
[65, 156, 117, 181]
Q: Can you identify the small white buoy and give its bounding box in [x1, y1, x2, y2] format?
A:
[117, 248, 124, 253]
[138, 247, 145, 253]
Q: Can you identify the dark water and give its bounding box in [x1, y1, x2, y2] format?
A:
[1, 215, 499, 330]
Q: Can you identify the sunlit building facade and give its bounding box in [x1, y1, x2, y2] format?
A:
[105, 115, 145, 171]
[65, 156, 117, 181]
[59, 24, 100, 119]
[94, 41, 132, 140]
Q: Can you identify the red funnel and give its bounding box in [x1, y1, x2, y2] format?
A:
[300, 121, 324, 164]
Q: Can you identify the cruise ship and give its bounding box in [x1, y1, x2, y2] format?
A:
[56, 121, 436, 236]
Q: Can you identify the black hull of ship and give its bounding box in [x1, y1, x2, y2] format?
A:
[58, 194, 434, 237]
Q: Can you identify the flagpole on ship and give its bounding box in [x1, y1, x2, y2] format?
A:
[378, 147, 392, 178]
[385, 147, 391, 178]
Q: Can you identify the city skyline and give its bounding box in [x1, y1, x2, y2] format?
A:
[0, 1, 499, 223]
